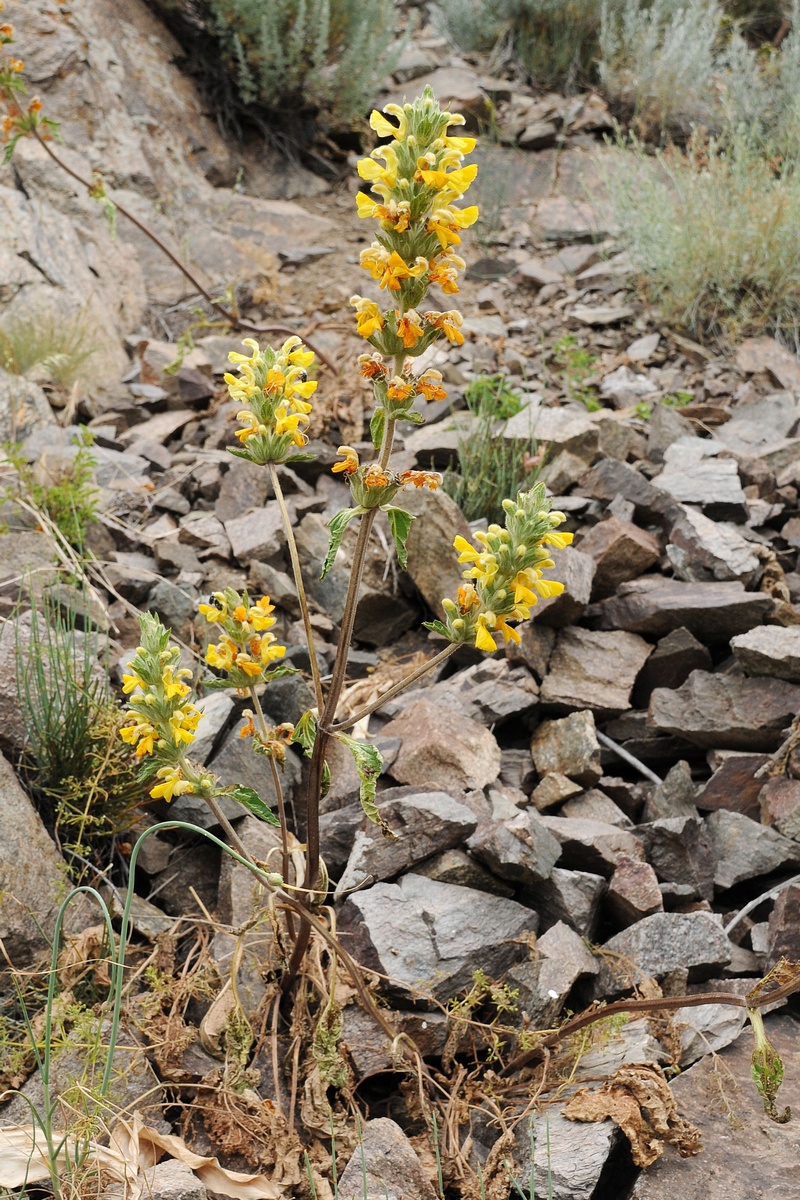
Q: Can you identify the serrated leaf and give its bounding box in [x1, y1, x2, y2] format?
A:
[334, 733, 394, 837]
[227, 447, 255, 461]
[404, 409, 426, 425]
[321, 507, 364, 579]
[423, 619, 451, 639]
[229, 785, 280, 826]
[293, 710, 317, 757]
[383, 505, 415, 570]
[370, 407, 386, 450]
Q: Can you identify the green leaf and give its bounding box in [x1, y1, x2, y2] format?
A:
[202, 677, 242, 691]
[228, 785, 280, 826]
[3, 134, 21, 164]
[423, 619, 451, 639]
[334, 733, 394, 837]
[286, 452, 317, 463]
[382, 505, 415, 570]
[370, 407, 386, 450]
[321, 507, 364, 579]
[261, 663, 299, 683]
[404, 409, 426, 425]
[227, 447, 255, 461]
[293, 709, 318, 758]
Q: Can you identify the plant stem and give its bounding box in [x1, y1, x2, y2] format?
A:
[248, 686, 292, 886]
[330, 642, 459, 732]
[268, 462, 324, 714]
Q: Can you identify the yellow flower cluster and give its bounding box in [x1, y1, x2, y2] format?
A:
[199, 590, 287, 690]
[119, 619, 205, 802]
[349, 87, 477, 427]
[432, 483, 574, 653]
[332, 445, 441, 507]
[224, 336, 317, 465]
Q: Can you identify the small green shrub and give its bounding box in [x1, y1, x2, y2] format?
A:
[0, 314, 96, 389]
[550, 335, 601, 409]
[604, 128, 800, 343]
[443, 373, 538, 523]
[3, 432, 99, 551]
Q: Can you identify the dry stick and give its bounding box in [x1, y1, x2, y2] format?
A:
[330, 642, 459, 732]
[32, 131, 337, 374]
[499, 975, 800, 1079]
[268, 462, 324, 713]
[596, 730, 662, 786]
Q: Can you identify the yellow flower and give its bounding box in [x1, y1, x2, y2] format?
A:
[475, 615, 497, 653]
[425, 310, 464, 345]
[259, 635, 286, 665]
[416, 370, 447, 402]
[206, 640, 235, 671]
[357, 145, 399, 189]
[286, 377, 318, 401]
[399, 469, 441, 490]
[387, 377, 414, 402]
[248, 596, 276, 630]
[427, 205, 480, 249]
[169, 707, 200, 746]
[150, 766, 195, 803]
[543, 529, 574, 550]
[233, 656, 263, 678]
[396, 310, 424, 348]
[369, 105, 407, 140]
[443, 134, 477, 154]
[273, 404, 308, 446]
[161, 666, 191, 700]
[333, 446, 359, 476]
[351, 296, 385, 339]
[234, 412, 260, 442]
[453, 534, 499, 585]
[121, 672, 144, 694]
[120, 720, 156, 757]
[418, 163, 478, 195]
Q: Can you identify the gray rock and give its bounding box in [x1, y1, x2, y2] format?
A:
[606, 855, 664, 926]
[641, 760, 698, 822]
[532, 546, 596, 627]
[336, 1117, 437, 1200]
[597, 577, 772, 640]
[577, 517, 660, 599]
[224, 502, 287, 563]
[648, 670, 800, 751]
[561, 789, 633, 827]
[654, 454, 748, 521]
[506, 920, 598, 1026]
[647, 401, 695, 463]
[217, 815, 285, 926]
[673, 1002, 747, 1068]
[0, 529, 58, 591]
[598, 911, 732, 991]
[0, 368, 54, 441]
[402, 485, 473, 618]
[413, 848, 514, 896]
[511, 1105, 618, 1200]
[705, 809, 800, 889]
[731, 625, 800, 683]
[214, 461, 271, 523]
[382, 697, 501, 792]
[540, 627, 652, 715]
[633, 627, 712, 704]
[766, 882, 800, 965]
[140, 1160, 206, 1200]
[189, 692, 234, 764]
[577, 458, 670, 524]
[531, 771, 583, 811]
[247, 559, 301, 616]
[716, 388, 800, 450]
[524, 867, 606, 936]
[146, 579, 197, 640]
[338, 873, 537, 1001]
[341, 1006, 448, 1080]
[468, 811, 562, 886]
[636, 816, 715, 901]
[530, 709, 603, 786]
[759, 776, 800, 840]
[539, 816, 645, 876]
[335, 792, 478, 896]
[176, 729, 301, 828]
[696, 751, 768, 820]
[379, 657, 538, 726]
[666, 505, 761, 585]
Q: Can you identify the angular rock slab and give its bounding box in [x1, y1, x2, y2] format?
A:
[731, 625, 800, 683]
[630, 1015, 800, 1200]
[336, 1117, 437, 1200]
[539, 816, 645, 876]
[531, 709, 603, 786]
[540, 627, 652, 715]
[382, 697, 501, 792]
[468, 810, 562, 887]
[338, 874, 537, 1001]
[648, 670, 800, 751]
[597, 911, 732, 992]
[597, 578, 772, 641]
[705, 809, 800, 890]
[577, 516, 660, 599]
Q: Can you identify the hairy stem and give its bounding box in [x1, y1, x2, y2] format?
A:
[268, 463, 324, 713]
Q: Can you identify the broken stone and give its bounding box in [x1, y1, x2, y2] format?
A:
[382, 697, 501, 792]
[598, 578, 773, 640]
[666, 506, 761, 585]
[524, 867, 606, 936]
[468, 810, 562, 887]
[641, 760, 698, 822]
[647, 401, 695, 464]
[402, 485, 473, 617]
[341, 1005, 448, 1081]
[627, 333, 661, 363]
[223, 502, 287, 564]
[735, 336, 800, 389]
[531, 710, 603, 785]
[648, 670, 800, 751]
[531, 546, 596, 627]
[633, 627, 713, 705]
[507, 622, 556, 679]
[531, 771, 583, 811]
[541, 627, 652, 715]
[139, 1159, 206, 1200]
[534, 194, 611, 242]
[730, 625, 800, 683]
[538, 816, 645, 876]
[636, 816, 715, 901]
[379, 658, 538, 727]
[597, 911, 732, 992]
[561, 789, 633, 827]
[606, 855, 664, 927]
[759, 776, 800, 840]
[654, 450, 748, 522]
[577, 517, 660, 599]
[338, 873, 536, 1001]
[572, 303, 634, 325]
[516, 255, 564, 287]
[706, 809, 800, 890]
[600, 364, 659, 408]
[336, 1117, 437, 1200]
[766, 883, 800, 965]
[413, 848, 514, 897]
[511, 1104, 618, 1200]
[697, 752, 769, 819]
[577, 458, 670, 524]
[506, 920, 598, 1027]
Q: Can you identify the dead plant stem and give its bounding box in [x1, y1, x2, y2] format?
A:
[330, 642, 459, 731]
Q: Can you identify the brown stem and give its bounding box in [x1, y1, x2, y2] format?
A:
[330, 642, 459, 732]
[267, 463, 324, 713]
[203, 794, 252, 863]
[31, 131, 337, 373]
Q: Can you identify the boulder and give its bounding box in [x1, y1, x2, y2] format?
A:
[382, 697, 501, 792]
[648, 671, 800, 751]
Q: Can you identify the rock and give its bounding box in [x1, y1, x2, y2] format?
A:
[381, 698, 501, 792]
[600, 364, 659, 408]
[647, 401, 695, 463]
[140, 1160, 206, 1200]
[179, 513, 231, 558]
[532, 547, 596, 627]
[706, 809, 800, 889]
[389, 66, 491, 128]
[716, 391, 800, 460]
[506, 921, 598, 1026]
[335, 792, 478, 897]
[577, 459, 669, 524]
[540, 627, 652, 715]
[511, 1104, 618, 1200]
[525, 867, 606, 936]
[572, 303, 635, 325]
[666, 507, 760, 585]
[654, 453, 748, 522]
[648, 670, 800, 751]
[216, 815, 284, 926]
[531, 710, 603, 786]
[214, 461, 271, 523]
[336, 1117, 437, 1200]
[338, 874, 537, 1001]
[561, 788, 633, 827]
[468, 811, 562, 887]
[735, 336, 800, 389]
[189, 693, 234, 764]
[731, 626, 800, 683]
[760, 777, 800, 839]
[577, 517, 660, 599]
[511, 405, 597, 459]
[598, 912, 732, 992]
[630, 1015, 800, 1200]
[146, 579, 197, 640]
[179, 730, 301, 829]
[531, 771, 583, 811]
[379, 658, 538, 726]
[516, 256, 564, 287]
[518, 119, 559, 149]
[0, 369, 54, 441]
[606, 855, 664, 926]
[636, 816, 715, 901]
[627, 333, 661, 363]
[766, 883, 800, 964]
[538, 816, 645, 876]
[341, 1005, 447, 1080]
[597, 578, 773, 640]
[223, 502, 286, 563]
[402, 486, 473, 617]
[508, 622, 556, 679]
[414, 848, 514, 897]
[697, 752, 769, 819]
[633, 627, 713, 704]
[641, 760, 698, 822]
[534, 195, 612, 242]
[0, 529, 58, 592]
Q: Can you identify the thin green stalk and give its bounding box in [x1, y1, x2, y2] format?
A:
[249, 685, 292, 885]
[268, 463, 324, 713]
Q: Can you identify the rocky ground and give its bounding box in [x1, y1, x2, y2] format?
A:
[3, 1, 800, 1198]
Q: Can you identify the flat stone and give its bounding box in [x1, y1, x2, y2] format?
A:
[402, 485, 473, 618]
[413, 847, 514, 897]
[577, 459, 670, 524]
[382, 697, 501, 792]
[759, 776, 800, 839]
[598, 911, 732, 992]
[735, 336, 800, 388]
[524, 867, 606, 936]
[511, 1104, 617, 1200]
[627, 333, 661, 362]
[541, 627, 652, 715]
[766, 883, 800, 965]
[666, 506, 761, 585]
[606, 855, 664, 926]
[648, 670, 800, 751]
[180, 729, 301, 828]
[697, 752, 769, 819]
[223, 502, 287, 563]
[507, 622, 556, 679]
[341, 1005, 447, 1080]
[338, 873, 537, 1001]
[468, 811, 562, 886]
[336, 1117, 437, 1200]
[641, 760, 698, 822]
[539, 816, 645, 876]
[562, 788, 633, 827]
[534, 195, 612, 242]
[598, 578, 773, 640]
[636, 816, 715, 901]
[531, 709, 602, 785]
[179, 513, 231, 558]
[0, 368, 54, 441]
[531, 771, 583, 811]
[706, 809, 800, 889]
[335, 791, 478, 897]
[0, 529, 58, 590]
[531, 546, 596, 627]
[731, 626, 800, 683]
[600, 364, 658, 408]
[630, 1015, 800, 1200]
[506, 920, 598, 1026]
[654, 456, 748, 522]
[140, 1159, 206, 1200]
[572, 303, 634, 325]
[517, 255, 564, 286]
[387, 66, 491, 127]
[716, 390, 799, 452]
[189, 693, 234, 765]
[633, 627, 713, 704]
[577, 517, 660, 599]
[647, 401, 696, 463]
[379, 658, 538, 726]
